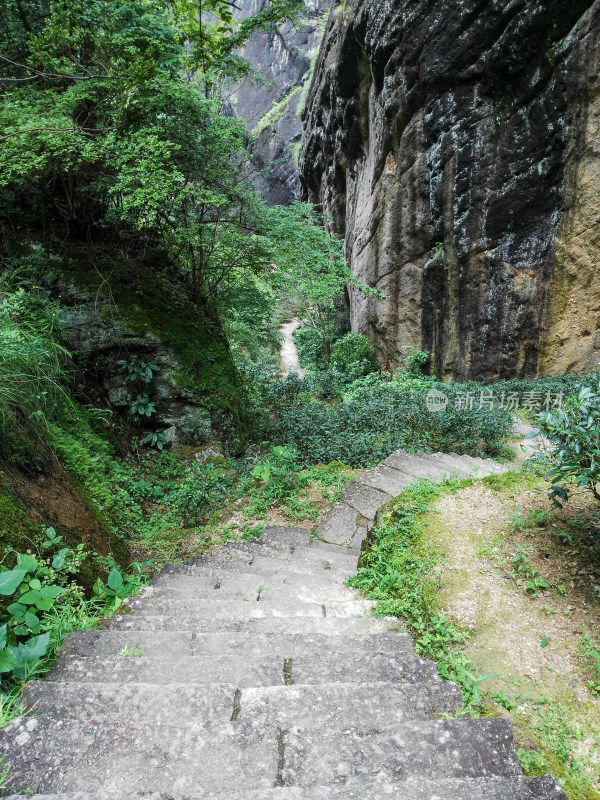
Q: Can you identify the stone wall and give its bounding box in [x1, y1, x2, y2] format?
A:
[301, 0, 600, 379]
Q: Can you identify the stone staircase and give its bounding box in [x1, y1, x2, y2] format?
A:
[0, 451, 567, 799]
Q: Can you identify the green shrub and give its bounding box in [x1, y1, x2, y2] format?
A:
[260, 377, 513, 466]
[539, 382, 600, 506]
[294, 325, 328, 371]
[330, 332, 378, 381]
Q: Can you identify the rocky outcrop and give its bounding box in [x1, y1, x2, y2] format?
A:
[301, 0, 600, 380]
[39, 248, 245, 448]
[232, 0, 331, 204]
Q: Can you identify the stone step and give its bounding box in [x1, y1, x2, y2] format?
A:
[58, 630, 414, 659]
[448, 452, 510, 475]
[104, 614, 404, 635]
[149, 568, 358, 601]
[1, 775, 568, 799]
[181, 550, 358, 580]
[23, 678, 461, 726]
[45, 645, 437, 686]
[281, 717, 523, 786]
[308, 539, 360, 556]
[239, 680, 462, 725]
[313, 502, 359, 546]
[0, 717, 523, 794]
[258, 526, 313, 549]
[220, 541, 360, 567]
[355, 464, 413, 495]
[383, 450, 463, 481]
[341, 481, 390, 520]
[121, 595, 373, 619]
[415, 452, 473, 479]
[139, 580, 357, 606]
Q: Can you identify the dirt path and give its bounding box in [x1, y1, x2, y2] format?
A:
[280, 318, 306, 378]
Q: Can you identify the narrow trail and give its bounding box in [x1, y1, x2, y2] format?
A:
[280, 318, 306, 378]
[0, 445, 566, 799]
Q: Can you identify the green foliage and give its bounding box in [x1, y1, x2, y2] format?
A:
[349, 481, 488, 706]
[539, 382, 600, 506]
[117, 359, 160, 384]
[129, 393, 156, 423]
[0, 534, 150, 698]
[0, 280, 71, 461]
[140, 430, 167, 451]
[330, 332, 378, 381]
[92, 560, 152, 612]
[250, 373, 513, 467]
[402, 346, 430, 375]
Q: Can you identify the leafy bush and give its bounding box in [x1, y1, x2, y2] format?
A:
[294, 325, 328, 371]
[330, 332, 378, 381]
[261, 377, 513, 466]
[539, 382, 600, 506]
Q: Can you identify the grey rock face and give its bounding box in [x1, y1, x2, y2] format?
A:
[301, 1, 600, 379]
[232, 0, 332, 204]
[0, 451, 565, 798]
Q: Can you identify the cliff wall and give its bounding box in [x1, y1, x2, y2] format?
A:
[232, 0, 331, 204]
[301, 0, 600, 379]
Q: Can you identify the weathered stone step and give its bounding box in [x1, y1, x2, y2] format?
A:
[355, 464, 413, 495]
[220, 541, 360, 569]
[281, 717, 523, 785]
[258, 526, 312, 549]
[412, 452, 473, 479]
[448, 452, 510, 475]
[58, 630, 414, 660]
[1, 774, 568, 799]
[149, 568, 358, 601]
[239, 680, 462, 725]
[45, 645, 437, 686]
[122, 595, 373, 619]
[341, 481, 390, 520]
[178, 551, 357, 581]
[0, 717, 523, 794]
[23, 678, 461, 726]
[0, 717, 277, 794]
[138, 581, 357, 607]
[308, 539, 361, 555]
[104, 614, 403, 635]
[313, 502, 360, 546]
[384, 450, 469, 480]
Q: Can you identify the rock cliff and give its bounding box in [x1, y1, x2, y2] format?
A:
[301, 0, 600, 379]
[231, 0, 331, 204]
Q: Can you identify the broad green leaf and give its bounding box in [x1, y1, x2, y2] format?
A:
[6, 602, 27, 618]
[15, 632, 50, 663]
[16, 554, 38, 573]
[52, 554, 65, 570]
[40, 585, 63, 600]
[28, 578, 42, 591]
[0, 570, 26, 596]
[0, 648, 17, 673]
[18, 589, 41, 605]
[0, 624, 7, 650]
[34, 598, 55, 611]
[107, 568, 124, 592]
[25, 611, 40, 629]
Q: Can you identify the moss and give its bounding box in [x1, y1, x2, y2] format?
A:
[0, 487, 43, 555]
